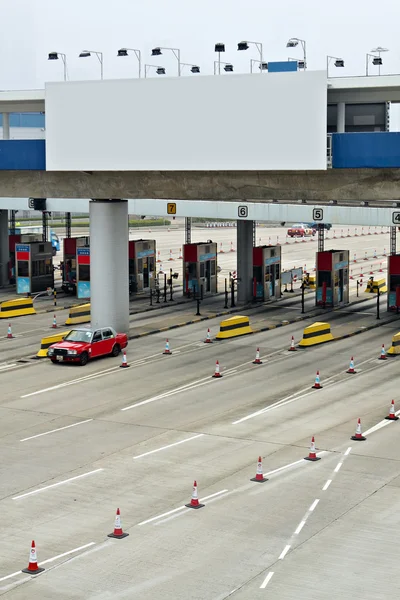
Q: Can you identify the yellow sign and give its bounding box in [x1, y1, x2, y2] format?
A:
[167, 203, 177, 215]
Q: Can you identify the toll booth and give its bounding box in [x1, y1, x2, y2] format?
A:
[15, 242, 53, 294]
[387, 254, 400, 311]
[129, 239, 156, 294]
[183, 241, 218, 296]
[316, 249, 349, 307]
[8, 233, 41, 283]
[252, 245, 282, 301]
[61, 237, 90, 297]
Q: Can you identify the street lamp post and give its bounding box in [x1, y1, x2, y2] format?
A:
[250, 59, 268, 73]
[237, 41, 263, 73]
[213, 61, 233, 74]
[144, 64, 166, 78]
[214, 43, 225, 75]
[181, 63, 200, 74]
[368, 47, 388, 76]
[326, 55, 345, 77]
[79, 50, 104, 80]
[286, 38, 307, 69]
[151, 47, 180, 76]
[117, 48, 142, 78]
[48, 52, 67, 81]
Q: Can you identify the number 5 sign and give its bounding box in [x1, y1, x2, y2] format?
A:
[312, 208, 323, 221]
[238, 206, 248, 218]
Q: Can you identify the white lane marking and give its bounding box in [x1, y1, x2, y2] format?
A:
[334, 462, 343, 473]
[294, 520, 306, 535]
[133, 434, 204, 459]
[322, 479, 332, 491]
[21, 366, 120, 398]
[0, 542, 96, 583]
[20, 419, 93, 442]
[362, 410, 400, 437]
[309, 498, 320, 512]
[12, 468, 103, 500]
[137, 489, 228, 526]
[344, 446, 352, 456]
[260, 571, 275, 589]
[278, 545, 291, 560]
[0, 363, 17, 370]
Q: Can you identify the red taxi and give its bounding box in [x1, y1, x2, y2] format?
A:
[47, 327, 128, 366]
[287, 223, 315, 238]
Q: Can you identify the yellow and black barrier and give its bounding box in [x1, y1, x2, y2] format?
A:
[0, 297, 36, 319]
[307, 275, 316, 290]
[37, 331, 70, 358]
[65, 303, 91, 325]
[387, 332, 400, 356]
[298, 321, 334, 348]
[216, 315, 253, 340]
[365, 278, 387, 294]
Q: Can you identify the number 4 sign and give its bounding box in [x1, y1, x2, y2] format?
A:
[392, 212, 400, 224]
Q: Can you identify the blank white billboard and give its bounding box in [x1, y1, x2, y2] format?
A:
[45, 71, 327, 171]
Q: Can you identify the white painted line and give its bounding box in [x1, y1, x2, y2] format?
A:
[138, 489, 228, 526]
[278, 544, 291, 560]
[12, 469, 103, 499]
[133, 434, 204, 459]
[20, 419, 93, 442]
[0, 363, 17, 370]
[264, 455, 326, 478]
[294, 520, 306, 535]
[260, 571, 275, 589]
[21, 366, 119, 398]
[121, 375, 211, 411]
[322, 479, 332, 491]
[0, 542, 95, 583]
[309, 498, 320, 512]
[334, 462, 343, 473]
[344, 446, 352, 456]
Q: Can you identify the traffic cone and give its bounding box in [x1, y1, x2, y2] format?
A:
[163, 339, 172, 355]
[212, 360, 222, 378]
[204, 328, 212, 344]
[312, 371, 322, 389]
[22, 540, 45, 574]
[120, 349, 129, 368]
[51, 314, 57, 329]
[157, 251, 161, 263]
[250, 456, 268, 482]
[178, 247, 183, 259]
[288, 336, 297, 351]
[379, 344, 387, 360]
[230, 241, 235, 252]
[219, 242, 224, 254]
[7, 323, 13, 339]
[346, 356, 356, 374]
[385, 399, 399, 421]
[304, 436, 321, 462]
[253, 348, 262, 365]
[107, 508, 129, 539]
[185, 480, 205, 509]
[351, 418, 366, 441]
[168, 249, 174, 261]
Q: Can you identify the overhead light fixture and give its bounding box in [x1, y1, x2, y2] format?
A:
[215, 43, 225, 53]
[360, 201, 369, 207]
[48, 52, 59, 61]
[286, 39, 298, 48]
[117, 48, 128, 57]
[297, 199, 307, 204]
[79, 51, 91, 58]
[190, 65, 200, 73]
[392, 202, 400, 208]
[224, 63, 234, 72]
[237, 41, 249, 51]
[259, 62, 268, 71]
[328, 200, 338, 205]
[297, 60, 305, 69]
[156, 67, 166, 75]
[372, 57, 382, 66]
[151, 47, 162, 56]
[334, 59, 344, 67]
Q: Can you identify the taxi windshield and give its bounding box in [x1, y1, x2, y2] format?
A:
[64, 330, 92, 343]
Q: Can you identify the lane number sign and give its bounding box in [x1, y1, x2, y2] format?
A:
[312, 208, 323, 221]
[392, 212, 400, 225]
[167, 202, 177, 215]
[238, 206, 248, 218]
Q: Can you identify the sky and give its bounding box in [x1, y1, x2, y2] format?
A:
[2, 0, 400, 88]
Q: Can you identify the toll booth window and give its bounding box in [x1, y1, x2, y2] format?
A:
[390, 275, 400, 291]
[18, 261, 29, 277]
[32, 260, 47, 276]
[275, 263, 280, 280]
[79, 265, 90, 281]
[138, 258, 143, 272]
[318, 271, 332, 287]
[200, 262, 205, 278]
[45, 259, 52, 275]
[211, 260, 216, 276]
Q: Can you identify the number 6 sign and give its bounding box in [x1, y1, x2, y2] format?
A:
[238, 206, 248, 218]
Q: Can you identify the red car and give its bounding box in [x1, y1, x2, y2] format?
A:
[47, 327, 128, 366]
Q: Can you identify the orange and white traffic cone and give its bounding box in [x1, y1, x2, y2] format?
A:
[178, 248, 183, 259]
[304, 436, 321, 461]
[185, 480, 205, 509]
[288, 336, 297, 351]
[312, 371, 322, 389]
[253, 348, 262, 365]
[156, 251, 161, 263]
[22, 540, 45, 574]
[163, 339, 172, 355]
[212, 360, 222, 378]
[168, 249, 174, 261]
[204, 328, 212, 344]
[6, 323, 13, 339]
[346, 356, 356, 374]
[385, 399, 399, 421]
[51, 314, 57, 329]
[230, 241, 235, 252]
[219, 242, 224, 254]
[351, 418, 366, 441]
[120, 349, 129, 368]
[250, 456, 268, 482]
[107, 508, 129, 539]
[379, 344, 387, 360]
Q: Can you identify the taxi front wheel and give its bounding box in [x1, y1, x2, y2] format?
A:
[79, 352, 89, 366]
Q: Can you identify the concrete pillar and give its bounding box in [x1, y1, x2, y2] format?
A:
[237, 219, 253, 304]
[89, 200, 129, 333]
[337, 102, 345, 133]
[2, 113, 10, 140]
[0, 210, 9, 286]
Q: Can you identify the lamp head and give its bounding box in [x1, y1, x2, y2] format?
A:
[286, 38, 298, 48]
[79, 51, 91, 58]
[237, 41, 249, 51]
[48, 52, 59, 60]
[156, 67, 166, 75]
[334, 59, 344, 67]
[259, 62, 268, 71]
[224, 63, 233, 72]
[190, 65, 200, 73]
[372, 57, 382, 66]
[152, 47, 162, 56]
[215, 43, 225, 53]
[117, 48, 128, 57]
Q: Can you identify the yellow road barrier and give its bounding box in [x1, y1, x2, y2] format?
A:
[37, 331, 70, 358]
[365, 278, 387, 294]
[387, 332, 400, 356]
[298, 321, 334, 348]
[0, 297, 36, 318]
[65, 303, 91, 325]
[307, 275, 316, 290]
[216, 315, 253, 340]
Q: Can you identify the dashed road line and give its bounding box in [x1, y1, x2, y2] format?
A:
[322, 479, 332, 491]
